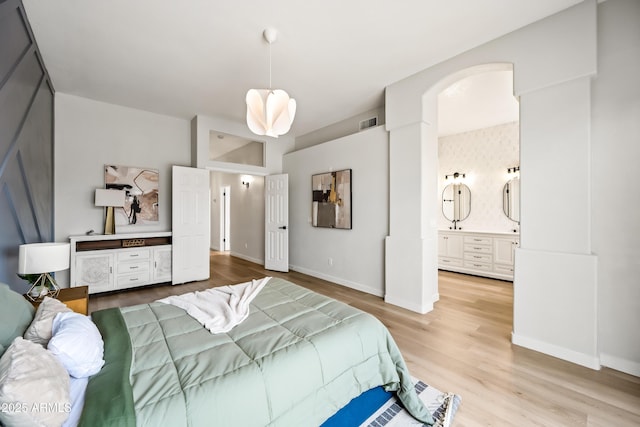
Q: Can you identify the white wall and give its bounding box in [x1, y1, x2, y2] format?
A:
[591, 0, 640, 375]
[192, 114, 294, 175]
[54, 93, 191, 283]
[438, 122, 520, 232]
[210, 171, 265, 263]
[295, 107, 385, 151]
[385, 0, 605, 370]
[284, 126, 389, 296]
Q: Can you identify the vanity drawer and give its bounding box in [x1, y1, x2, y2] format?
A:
[117, 271, 150, 288]
[118, 249, 150, 261]
[464, 244, 492, 254]
[464, 252, 492, 263]
[439, 257, 463, 268]
[464, 260, 492, 271]
[494, 264, 515, 274]
[117, 260, 149, 274]
[464, 236, 492, 245]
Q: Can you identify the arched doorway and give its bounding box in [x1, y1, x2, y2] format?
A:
[384, 63, 516, 314]
[383, 3, 599, 368]
[436, 66, 520, 331]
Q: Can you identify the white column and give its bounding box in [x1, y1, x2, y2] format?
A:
[384, 122, 438, 313]
[513, 76, 599, 369]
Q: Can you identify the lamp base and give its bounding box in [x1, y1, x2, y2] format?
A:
[104, 206, 116, 235]
[26, 273, 60, 302]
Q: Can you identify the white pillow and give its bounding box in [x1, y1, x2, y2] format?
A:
[24, 297, 72, 347]
[0, 337, 71, 427]
[47, 312, 105, 378]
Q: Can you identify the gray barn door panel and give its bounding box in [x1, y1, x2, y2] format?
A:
[0, 0, 54, 292]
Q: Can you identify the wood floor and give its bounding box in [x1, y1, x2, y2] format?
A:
[90, 252, 640, 426]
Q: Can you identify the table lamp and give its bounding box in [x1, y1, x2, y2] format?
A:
[95, 189, 126, 234]
[18, 242, 70, 301]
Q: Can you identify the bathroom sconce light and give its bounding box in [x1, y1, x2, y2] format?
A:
[445, 172, 466, 181]
[507, 166, 520, 174]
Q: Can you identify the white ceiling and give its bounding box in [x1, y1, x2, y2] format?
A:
[438, 70, 519, 137]
[23, 0, 581, 138]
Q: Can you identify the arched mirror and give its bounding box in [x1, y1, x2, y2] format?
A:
[503, 176, 520, 222]
[442, 183, 471, 224]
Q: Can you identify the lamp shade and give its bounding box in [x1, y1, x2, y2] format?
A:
[95, 189, 126, 207]
[246, 89, 296, 138]
[18, 243, 70, 274]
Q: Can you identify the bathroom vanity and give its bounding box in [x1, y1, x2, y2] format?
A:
[438, 230, 519, 281]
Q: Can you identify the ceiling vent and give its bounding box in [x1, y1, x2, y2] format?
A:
[358, 116, 378, 131]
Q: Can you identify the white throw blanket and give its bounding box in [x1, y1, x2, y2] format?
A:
[157, 277, 271, 334]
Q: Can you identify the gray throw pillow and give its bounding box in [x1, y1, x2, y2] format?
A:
[0, 283, 35, 357]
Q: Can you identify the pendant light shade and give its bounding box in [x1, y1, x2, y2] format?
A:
[246, 89, 296, 138]
[246, 28, 296, 138]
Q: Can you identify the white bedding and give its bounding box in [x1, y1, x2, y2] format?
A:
[62, 376, 88, 427]
[157, 277, 270, 333]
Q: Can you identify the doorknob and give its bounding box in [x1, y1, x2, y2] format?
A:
[278, 225, 287, 230]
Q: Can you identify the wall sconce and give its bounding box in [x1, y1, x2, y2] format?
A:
[445, 172, 466, 181]
[507, 166, 520, 174]
[241, 175, 253, 188]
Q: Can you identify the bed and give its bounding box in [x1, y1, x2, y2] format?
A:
[0, 277, 436, 427]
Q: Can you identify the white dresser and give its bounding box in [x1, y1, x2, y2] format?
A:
[438, 230, 519, 281]
[69, 232, 172, 294]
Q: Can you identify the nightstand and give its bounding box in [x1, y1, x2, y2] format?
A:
[25, 286, 89, 315]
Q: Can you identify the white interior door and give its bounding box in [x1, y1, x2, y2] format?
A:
[172, 165, 210, 284]
[265, 174, 289, 272]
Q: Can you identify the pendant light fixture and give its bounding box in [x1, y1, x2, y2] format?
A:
[246, 28, 296, 138]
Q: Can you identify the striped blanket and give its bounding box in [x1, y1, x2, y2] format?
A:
[360, 380, 461, 427]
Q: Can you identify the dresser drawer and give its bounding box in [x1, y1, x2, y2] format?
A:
[117, 260, 149, 274]
[464, 244, 492, 254]
[439, 257, 463, 268]
[117, 271, 150, 288]
[464, 252, 492, 263]
[464, 260, 492, 271]
[464, 236, 492, 245]
[118, 249, 150, 261]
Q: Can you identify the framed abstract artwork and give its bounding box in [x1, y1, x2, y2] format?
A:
[312, 169, 352, 229]
[105, 165, 159, 227]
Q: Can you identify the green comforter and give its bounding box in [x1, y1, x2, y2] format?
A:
[80, 278, 432, 426]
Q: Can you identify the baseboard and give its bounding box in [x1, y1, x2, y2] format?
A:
[512, 332, 601, 370]
[384, 293, 433, 314]
[289, 264, 383, 297]
[229, 251, 263, 266]
[600, 353, 640, 377]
